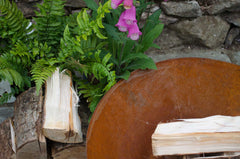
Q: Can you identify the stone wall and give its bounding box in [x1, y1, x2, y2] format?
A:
[146, 0, 240, 65]
[15, 0, 240, 65]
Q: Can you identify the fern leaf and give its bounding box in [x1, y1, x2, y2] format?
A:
[0, 0, 33, 45]
[31, 59, 57, 93]
[34, 0, 66, 53]
[0, 56, 24, 87]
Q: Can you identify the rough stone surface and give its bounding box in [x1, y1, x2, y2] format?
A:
[65, 0, 87, 8]
[228, 51, 240, 65]
[0, 80, 16, 103]
[207, 0, 240, 14]
[170, 16, 230, 48]
[222, 12, 240, 27]
[224, 27, 240, 48]
[159, 12, 179, 25]
[17, 2, 38, 18]
[150, 28, 184, 50]
[161, 1, 202, 18]
[146, 46, 231, 63]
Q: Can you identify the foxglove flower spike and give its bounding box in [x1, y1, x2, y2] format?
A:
[111, 0, 124, 9]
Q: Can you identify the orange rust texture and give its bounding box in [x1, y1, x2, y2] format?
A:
[87, 58, 240, 159]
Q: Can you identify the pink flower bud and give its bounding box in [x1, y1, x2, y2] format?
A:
[111, 0, 124, 9]
[123, 6, 137, 25]
[128, 22, 142, 40]
[115, 12, 128, 32]
[123, 0, 133, 9]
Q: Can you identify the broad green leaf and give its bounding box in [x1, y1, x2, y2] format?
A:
[121, 53, 150, 64]
[116, 70, 131, 80]
[126, 58, 157, 70]
[122, 40, 136, 58]
[142, 9, 162, 36]
[140, 23, 164, 52]
[83, 0, 98, 11]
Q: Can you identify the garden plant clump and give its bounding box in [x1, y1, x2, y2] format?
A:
[0, 0, 163, 118]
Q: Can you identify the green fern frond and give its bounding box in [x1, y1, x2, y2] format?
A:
[78, 81, 104, 113]
[59, 25, 84, 61]
[34, 0, 66, 54]
[76, 1, 111, 41]
[31, 58, 58, 93]
[0, 57, 24, 87]
[9, 41, 33, 66]
[76, 50, 116, 112]
[0, 0, 33, 43]
[88, 51, 116, 89]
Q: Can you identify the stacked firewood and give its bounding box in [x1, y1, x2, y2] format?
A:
[0, 69, 87, 159]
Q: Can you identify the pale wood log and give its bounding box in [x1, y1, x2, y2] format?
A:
[189, 152, 240, 159]
[14, 87, 47, 159]
[0, 118, 16, 159]
[43, 68, 83, 143]
[51, 142, 87, 159]
[152, 115, 240, 156]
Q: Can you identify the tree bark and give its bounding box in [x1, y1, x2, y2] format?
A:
[0, 118, 16, 159]
[14, 87, 47, 159]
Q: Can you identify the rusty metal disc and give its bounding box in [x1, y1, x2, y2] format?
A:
[87, 58, 240, 159]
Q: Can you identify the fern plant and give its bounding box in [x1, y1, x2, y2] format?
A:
[58, 2, 116, 113]
[0, 0, 33, 103]
[34, 0, 66, 54]
[0, 0, 33, 50]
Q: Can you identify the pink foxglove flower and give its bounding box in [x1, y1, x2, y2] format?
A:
[123, 6, 136, 25]
[123, 0, 133, 9]
[115, 12, 128, 32]
[128, 22, 142, 40]
[111, 0, 124, 9]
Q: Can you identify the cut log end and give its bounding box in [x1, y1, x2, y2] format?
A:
[16, 140, 47, 159]
[51, 142, 87, 159]
[43, 128, 83, 143]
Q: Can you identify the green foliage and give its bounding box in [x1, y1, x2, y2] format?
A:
[80, 0, 163, 114]
[0, 0, 163, 120]
[31, 59, 58, 93]
[0, 0, 33, 52]
[0, 56, 24, 88]
[0, 91, 13, 105]
[34, 0, 66, 54]
[59, 7, 116, 113]
[76, 51, 116, 112]
[98, 1, 163, 80]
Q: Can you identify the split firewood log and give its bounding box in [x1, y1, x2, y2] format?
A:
[152, 115, 240, 157]
[0, 118, 16, 159]
[51, 142, 87, 159]
[14, 87, 47, 159]
[43, 68, 83, 143]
